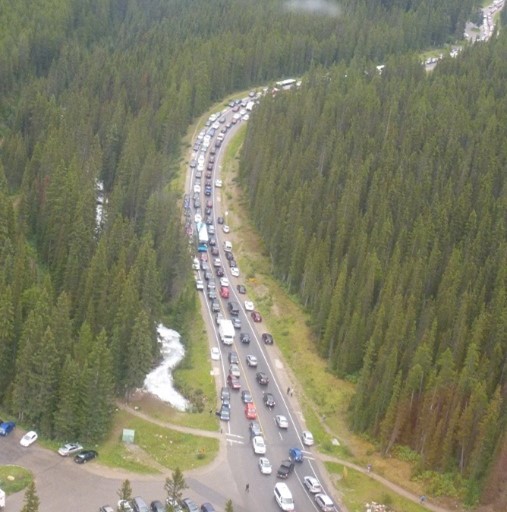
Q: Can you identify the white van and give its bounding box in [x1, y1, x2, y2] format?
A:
[224, 241, 232, 252]
[274, 482, 294, 511]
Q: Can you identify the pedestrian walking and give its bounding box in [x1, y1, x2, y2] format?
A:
[287, 387, 290, 395]
[245, 483, 250, 493]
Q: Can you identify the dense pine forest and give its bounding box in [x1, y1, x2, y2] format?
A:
[240, 28, 507, 505]
[0, 0, 484, 499]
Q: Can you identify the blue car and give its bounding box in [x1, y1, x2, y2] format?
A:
[289, 447, 303, 463]
[0, 421, 16, 436]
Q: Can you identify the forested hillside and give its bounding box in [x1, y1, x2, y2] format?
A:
[0, 0, 477, 449]
[239, 32, 507, 502]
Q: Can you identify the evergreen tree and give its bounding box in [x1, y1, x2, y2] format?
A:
[20, 481, 39, 512]
[164, 468, 188, 509]
[117, 479, 133, 510]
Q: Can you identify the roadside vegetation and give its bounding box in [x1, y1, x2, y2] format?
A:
[325, 462, 426, 512]
[98, 409, 219, 473]
[217, 125, 446, 510]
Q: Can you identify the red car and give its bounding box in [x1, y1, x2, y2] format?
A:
[245, 403, 257, 420]
[220, 286, 230, 299]
[227, 374, 241, 390]
[251, 311, 262, 322]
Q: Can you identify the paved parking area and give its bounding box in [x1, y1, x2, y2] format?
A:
[0, 429, 248, 512]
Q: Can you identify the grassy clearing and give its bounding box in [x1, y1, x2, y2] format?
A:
[326, 462, 426, 512]
[0, 465, 32, 494]
[99, 409, 218, 473]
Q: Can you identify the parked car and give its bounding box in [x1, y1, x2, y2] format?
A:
[256, 372, 269, 385]
[277, 459, 295, 479]
[132, 496, 150, 512]
[74, 450, 98, 463]
[314, 493, 337, 512]
[258, 457, 272, 475]
[237, 284, 247, 294]
[181, 498, 200, 512]
[200, 503, 216, 512]
[118, 499, 134, 512]
[20, 431, 38, 447]
[244, 300, 254, 311]
[0, 421, 16, 436]
[251, 311, 262, 322]
[100, 507, 115, 512]
[252, 435, 266, 455]
[303, 476, 322, 494]
[150, 501, 165, 512]
[230, 267, 240, 277]
[302, 430, 315, 446]
[210, 347, 220, 360]
[58, 442, 83, 456]
[263, 392, 276, 409]
[262, 332, 274, 344]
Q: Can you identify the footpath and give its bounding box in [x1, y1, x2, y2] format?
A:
[119, 403, 454, 512]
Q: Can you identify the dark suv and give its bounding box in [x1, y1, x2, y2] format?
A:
[262, 333, 274, 344]
[256, 372, 269, 385]
[277, 460, 295, 479]
[263, 392, 275, 409]
[74, 450, 98, 463]
[228, 301, 240, 316]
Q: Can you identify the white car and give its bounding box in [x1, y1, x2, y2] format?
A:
[231, 267, 240, 277]
[275, 415, 289, 429]
[244, 301, 254, 311]
[193, 184, 201, 193]
[303, 476, 322, 494]
[258, 457, 272, 475]
[192, 258, 200, 270]
[211, 347, 220, 360]
[220, 277, 229, 287]
[302, 430, 314, 446]
[195, 279, 204, 291]
[246, 354, 258, 367]
[222, 225, 230, 233]
[252, 435, 266, 455]
[194, 213, 202, 223]
[215, 179, 223, 188]
[118, 500, 134, 512]
[58, 442, 83, 457]
[20, 431, 38, 447]
[314, 493, 336, 512]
